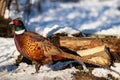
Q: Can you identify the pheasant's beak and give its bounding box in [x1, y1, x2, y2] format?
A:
[9, 21, 14, 25]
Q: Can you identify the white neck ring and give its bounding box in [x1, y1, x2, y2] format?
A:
[15, 29, 25, 35]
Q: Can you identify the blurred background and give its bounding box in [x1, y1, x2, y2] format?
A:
[0, 0, 120, 37]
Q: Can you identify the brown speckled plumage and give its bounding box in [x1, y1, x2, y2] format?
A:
[14, 32, 62, 64]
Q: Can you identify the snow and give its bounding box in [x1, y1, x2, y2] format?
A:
[0, 62, 78, 80]
[92, 63, 120, 79]
[1, 0, 120, 80]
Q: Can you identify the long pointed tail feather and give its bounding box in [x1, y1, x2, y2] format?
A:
[60, 51, 109, 68]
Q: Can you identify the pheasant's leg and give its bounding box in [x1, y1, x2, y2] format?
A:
[16, 54, 23, 65]
[35, 63, 41, 73]
[32, 61, 41, 73]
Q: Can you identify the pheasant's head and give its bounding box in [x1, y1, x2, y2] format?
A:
[9, 19, 26, 35]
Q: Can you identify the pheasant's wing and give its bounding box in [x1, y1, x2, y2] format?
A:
[28, 32, 61, 56]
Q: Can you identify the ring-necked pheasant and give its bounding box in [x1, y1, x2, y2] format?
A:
[9, 19, 110, 73]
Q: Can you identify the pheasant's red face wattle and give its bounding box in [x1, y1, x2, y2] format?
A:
[13, 20, 21, 26]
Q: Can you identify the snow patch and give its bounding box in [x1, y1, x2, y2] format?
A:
[92, 63, 120, 79]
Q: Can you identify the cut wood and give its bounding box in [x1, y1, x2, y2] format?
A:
[59, 36, 103, 51]
[58, 36, 120, 54]
[50, 36, 120, 62]
[77, 45, 105, 56]
[76, 45, 112, 66]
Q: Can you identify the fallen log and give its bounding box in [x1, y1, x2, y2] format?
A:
[50, 36, 120, 62]
[59, 36, 120, 53]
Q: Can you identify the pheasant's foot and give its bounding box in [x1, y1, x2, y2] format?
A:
[32, 61, 42, 73]
[15, 54, 23, 66]
[35, 63, 41, 73]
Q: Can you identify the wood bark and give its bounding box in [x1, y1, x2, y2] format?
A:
[0, 0, 6, 17]
[0, 0, 19, 18]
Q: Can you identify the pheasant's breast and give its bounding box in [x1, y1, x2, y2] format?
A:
[14, 34, 46, 61]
